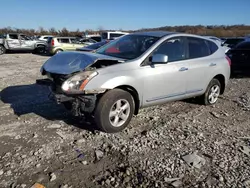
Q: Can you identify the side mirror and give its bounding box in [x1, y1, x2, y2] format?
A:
[151, 54, 168, 64]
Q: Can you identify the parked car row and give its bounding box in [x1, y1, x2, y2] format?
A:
[0, 31, 129, 55]
[45, 31, 128, 55]
[0, 33, 47, 55]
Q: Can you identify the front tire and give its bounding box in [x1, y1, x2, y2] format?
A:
[202, 78, 221, 105]
[94, 89, 135, 133]
[0, 45, 6, 55]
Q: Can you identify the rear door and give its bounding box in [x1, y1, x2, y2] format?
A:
[6, 34, 21, 49]
[59, 38, 72, 51]
[184, 37, 215, 97]
[19, 34, 34, 49]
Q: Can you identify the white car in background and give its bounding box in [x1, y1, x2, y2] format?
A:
[204, 36, 230, 53]
[38, 35, 54, 41]
[101, 31, 129, 41]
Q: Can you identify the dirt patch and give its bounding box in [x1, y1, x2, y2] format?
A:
[0, 54, 250, 188]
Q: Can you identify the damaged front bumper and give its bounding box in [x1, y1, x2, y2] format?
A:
[36, 78, 97, 116]
[36, 78, 74, 103]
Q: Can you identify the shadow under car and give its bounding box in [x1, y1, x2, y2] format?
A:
[0, 83, 98, 132]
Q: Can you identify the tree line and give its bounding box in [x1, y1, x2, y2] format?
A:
[0, 25, 250, 37]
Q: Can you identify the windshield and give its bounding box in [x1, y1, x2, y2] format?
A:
[95, 34, 160, 60]
[85, 41, 107, 50]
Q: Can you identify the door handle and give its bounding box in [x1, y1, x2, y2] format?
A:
[179, 67, 188, 71]
[210, 63, 217, 66]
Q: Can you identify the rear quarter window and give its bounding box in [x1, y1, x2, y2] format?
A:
[187, 37, 211, 59]
[207, 40, 219, 54]
[58, 38, 70, 43]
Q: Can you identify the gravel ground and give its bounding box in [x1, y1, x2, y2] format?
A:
[0, 53, 250, 188]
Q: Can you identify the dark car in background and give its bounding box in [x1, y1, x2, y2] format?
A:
[89, 36, 101, 42]
[76, 40, 109, 52]
[226, 41, 250, 76]
[222, 37, 245, 48]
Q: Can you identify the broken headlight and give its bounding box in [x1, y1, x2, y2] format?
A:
[61, 71, 98, 94]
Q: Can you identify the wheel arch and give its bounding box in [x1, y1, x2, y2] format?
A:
[114, 85, 140, 115]
[213, 74, 225, 94]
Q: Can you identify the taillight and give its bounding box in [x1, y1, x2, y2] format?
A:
[51, 39, 54, 46]
[225, 56, 231, 66]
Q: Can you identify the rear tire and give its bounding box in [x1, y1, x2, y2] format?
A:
[94, 89, 135, 133]
[0, 45, 6, 55]
[201, 78, 221, 105]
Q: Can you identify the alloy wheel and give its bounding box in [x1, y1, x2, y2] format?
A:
[109, 99, 131, 127]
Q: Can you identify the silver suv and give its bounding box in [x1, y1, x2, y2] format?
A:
[38, 31, 231, 133]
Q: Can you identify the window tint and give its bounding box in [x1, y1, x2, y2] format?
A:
[153, 37, 186, 62]
[9, 34, 18, 39]
[207, 40, 219, 54]
[235, 42, 250, 49]
[187, 37, 210, 59]
[110, 33, 124, 39]
[59, 38, 70, 43]
[90, 36, 101, 42]
[44, 37, 48, 39]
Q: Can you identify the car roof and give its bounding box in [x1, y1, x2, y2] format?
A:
[130, 31, 178, 38]
[54, 37, 77, 39]
[237, 40, 250, 45]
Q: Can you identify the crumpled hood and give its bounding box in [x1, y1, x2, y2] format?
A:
[42, 51, 124, 75]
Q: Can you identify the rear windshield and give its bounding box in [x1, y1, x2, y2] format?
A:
[110, 33, 125, 39]
[224, 38, 245, 46]
[235, 41, 250, 49]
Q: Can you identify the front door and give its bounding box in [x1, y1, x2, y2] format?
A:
[6, 34, 21, 49]
[184, 37, 214, 97]
[142, 37, 189, 106]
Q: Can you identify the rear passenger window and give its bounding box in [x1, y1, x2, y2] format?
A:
[9, 34, 18, 39]
[187, 37, 210, 59]
[59, 38, 70, 43]
[207, 40, 218, 54]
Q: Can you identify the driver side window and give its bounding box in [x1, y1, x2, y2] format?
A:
[153, 37, 186, 62]
[20, 35, 30, 41]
